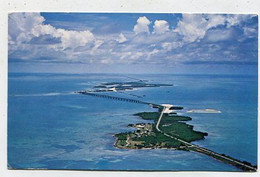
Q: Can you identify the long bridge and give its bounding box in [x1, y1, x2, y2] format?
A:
[77, 91, 161, 107]
[77, 90, 257, 172]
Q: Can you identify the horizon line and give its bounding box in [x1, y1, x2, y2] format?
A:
[8, 71, 258, 77]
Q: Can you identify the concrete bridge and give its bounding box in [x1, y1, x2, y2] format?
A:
[77, 90, 257, 172]
[77, 91, 160, 107]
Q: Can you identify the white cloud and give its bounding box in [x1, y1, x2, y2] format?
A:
[174, 14, 226, 43]
[133, 16, 151, 34]
[243, 26, 257, 38]
[130, 52, 144, 60]
[9, 13, 45, 42]
[147, 49, 159, 59]
[117, 33, 127, 43]
[174, 14, 256, 43]
[8, 13, 257, 67]
[93, 40, 104, 50]
[119, 52, 132, 60]
[9, 13, 95, 50]
[150, 49, 159, 55]
[206, 15, 226, 29]
[100, 58, 113, 64]
[226, 14, 254, 28]
[89, 39, 104, 55]
[153, 20, 169, 34]
[161, 42, 183, 51]
[57, 29, 94, 49]
[31, 24, 56, 37]
[205, 29, 233, 42]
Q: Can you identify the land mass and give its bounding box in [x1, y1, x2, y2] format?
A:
[114, 109, 257, 171]
[77, 81, 257, 172]
[187, 109, 221, 113]
[115, 112, 207, 149]
[92, 81, 173, 92]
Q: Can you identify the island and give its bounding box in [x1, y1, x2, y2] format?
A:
[114, 112, 207, 149]
[187, 109, 221, 113]
[113, 107, 257, 171]
[91, 81, 173, 92]
[77, 81, 257, 172]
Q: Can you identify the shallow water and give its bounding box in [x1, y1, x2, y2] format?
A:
[8, 73, 257, 171]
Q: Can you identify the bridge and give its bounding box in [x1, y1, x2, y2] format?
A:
[156, 108, 257, 172]
[77, 90, 257, 172]
[77, 91, 161, 107]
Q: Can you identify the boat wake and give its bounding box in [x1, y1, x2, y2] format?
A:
[10, 92, 76, 97]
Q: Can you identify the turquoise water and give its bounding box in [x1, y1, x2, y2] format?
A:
[8, 73, 257, 171]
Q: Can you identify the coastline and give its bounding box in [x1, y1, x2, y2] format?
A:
[8, 73, 257, 171]
[113, 111, 207, 150]
[113, 109, 256, 172]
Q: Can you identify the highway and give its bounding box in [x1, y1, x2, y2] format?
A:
[78, 91, 154, 105]
[155, 107, 166, 131]
[156, 106, 257, 172]
[79, 91, 257, 171]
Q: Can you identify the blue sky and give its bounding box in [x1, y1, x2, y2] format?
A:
[8, 13, 258, 74]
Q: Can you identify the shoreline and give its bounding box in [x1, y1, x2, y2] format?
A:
[113, 111, 257, 172]
[78, 80, 257, 172]
[113, 137, 178, 150]
[114, 111, 207, 150]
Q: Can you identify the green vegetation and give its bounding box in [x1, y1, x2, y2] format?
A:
[80, 80, 257, 171]
[160, 121, 207, 142]
[114, 133, 128, 147]
[114, 109, 256, 171]
[134, 112, 192, 123]
[93, 85, 107, 88]
[115, 132, 127, 140]
[131, 130, 183, 149]
[114, 123, 185, 149]
[170, 106, 183, 110]
[91, 81, 173, 92]
[134, 112, 161, 120]
[114, 111, 207, 149]
[102, 81, 173, 87]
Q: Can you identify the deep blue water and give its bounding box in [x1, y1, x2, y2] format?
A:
[8, 73, 257, 171]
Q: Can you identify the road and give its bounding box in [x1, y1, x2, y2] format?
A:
[156, 106, 257, 172]
[155, 107, 166, 131]
[78, 91, 158, 105]
[80, 91, 256, 171]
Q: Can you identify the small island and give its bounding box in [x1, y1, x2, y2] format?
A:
[187, 109, 221, 113]
[91, 81, 173, 92]
[114, 111, 208, 149]
[78, 81, 257, 172]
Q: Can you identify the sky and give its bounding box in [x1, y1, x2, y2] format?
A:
[8, 13, 258, 74]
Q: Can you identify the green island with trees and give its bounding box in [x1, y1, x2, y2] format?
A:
[114, 110, 257, 171]
[114, 111, 208, 149]
[78, 84, 257, 171]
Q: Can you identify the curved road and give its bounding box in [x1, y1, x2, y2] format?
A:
[80, 91, 256, 171]
[156, 107, 257, 171]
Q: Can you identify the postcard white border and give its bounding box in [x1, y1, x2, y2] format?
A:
[0, 0, 259, 177]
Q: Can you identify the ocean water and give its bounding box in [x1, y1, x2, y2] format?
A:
[8, 73, 257, 171]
